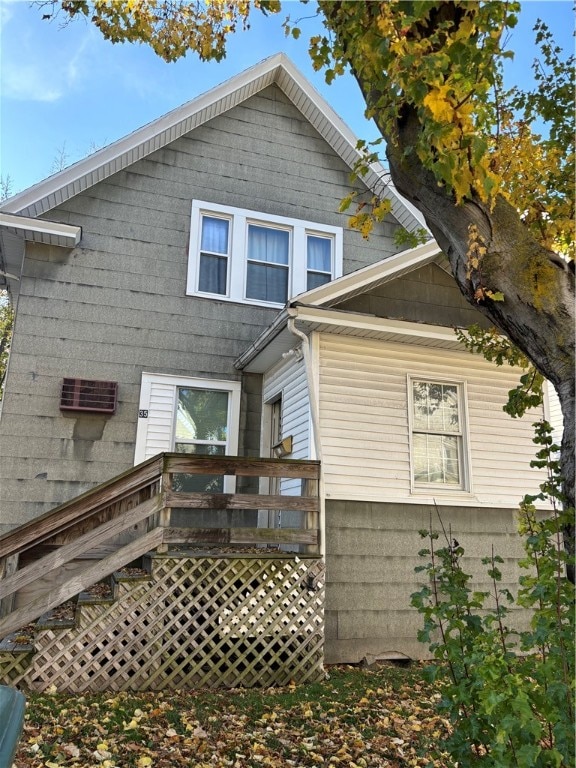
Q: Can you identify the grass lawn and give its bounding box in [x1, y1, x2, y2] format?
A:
[14, 663, 454, 767]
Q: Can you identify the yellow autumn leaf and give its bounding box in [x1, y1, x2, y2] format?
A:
[452, 166, 474, 204]
[137, 757, 153, 767]
[423, 86, 454, 122]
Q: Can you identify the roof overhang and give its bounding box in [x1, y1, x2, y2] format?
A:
[0, 213, 81, 248]
[0, 53, 427, 236]
[0, 213, 81, 298]
[236, 304, 464, 374]
[235, 239, 454, 373]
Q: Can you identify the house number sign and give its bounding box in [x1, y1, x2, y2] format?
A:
[139, 410, 149, 418]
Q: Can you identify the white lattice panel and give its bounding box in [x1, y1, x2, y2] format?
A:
[0, 555, 325, 691]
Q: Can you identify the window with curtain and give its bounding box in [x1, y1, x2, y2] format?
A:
[410, 379, 467, 489]
[246, 224, 289, 303]
[187, 201, 343, 305]
[198, 215, 230, 295]
[306, 235, 332, 290]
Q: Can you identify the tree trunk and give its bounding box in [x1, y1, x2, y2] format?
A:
[384, 105, 574, 505]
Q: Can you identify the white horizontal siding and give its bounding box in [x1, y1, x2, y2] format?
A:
[318, 335, 546, 508]
[545, 381, 563, 450]
[134, 379, 175, 463]
[263, 354, 310, 496]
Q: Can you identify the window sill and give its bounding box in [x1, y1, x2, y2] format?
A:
[186, 291, 286, 309]
[410, 487, 475, 500]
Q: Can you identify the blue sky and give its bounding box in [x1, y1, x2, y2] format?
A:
[0, 0, 573, 195]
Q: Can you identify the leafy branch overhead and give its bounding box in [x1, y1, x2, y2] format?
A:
[39, 2, 574, 252]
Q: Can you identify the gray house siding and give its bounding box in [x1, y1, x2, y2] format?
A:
[0, 85, 403, 533]
[324, 500, 529, 663]
[337, 262, 492, 328]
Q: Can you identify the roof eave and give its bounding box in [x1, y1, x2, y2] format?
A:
[292, 239, 440, 307]
[0, 212, 82, 248]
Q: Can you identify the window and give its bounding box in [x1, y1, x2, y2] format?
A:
[307, 234, 332, 290]
[246, 224, 290, 303]
[134, 374, 240, 495]
[175, 387, 229, 457]
[409, 378, 468, 490]
[198, 215, 230, 295]
[175, 386, 232, 493]
[187, 200, 343, 305]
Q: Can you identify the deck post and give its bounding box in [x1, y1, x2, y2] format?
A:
[302, 476, 319, 554]
[0, 555, 18, 618]
[157, 461, 172, 554]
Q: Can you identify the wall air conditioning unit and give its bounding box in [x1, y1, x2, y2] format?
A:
[60, 378, 118, 414]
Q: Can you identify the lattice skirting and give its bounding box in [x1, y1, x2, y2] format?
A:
[0, 554, 325, 691]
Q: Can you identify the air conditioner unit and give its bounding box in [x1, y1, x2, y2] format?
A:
[60, 378, 118, 414]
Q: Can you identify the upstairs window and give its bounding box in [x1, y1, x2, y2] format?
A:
[198, 216, 230, 295]
[307, 234, 332, 290]
[246, 224, 290, 303]
[409, 378, 469, 491]
[187, 200, 343, 306]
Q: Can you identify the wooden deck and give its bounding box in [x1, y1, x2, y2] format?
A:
[0, 454, 323, 689]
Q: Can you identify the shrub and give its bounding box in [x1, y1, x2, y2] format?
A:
[411, 422, 575, 767]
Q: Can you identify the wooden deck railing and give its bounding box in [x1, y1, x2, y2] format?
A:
[0, 454, 320, 639]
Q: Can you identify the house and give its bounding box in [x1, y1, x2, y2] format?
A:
[0, 54, 555, 663]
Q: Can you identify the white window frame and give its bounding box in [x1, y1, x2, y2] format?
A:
[196, 213, 232, 297]
[407, 375, 471, 494]
[187, 200, 343, 306]
[135, 373, 241, 491]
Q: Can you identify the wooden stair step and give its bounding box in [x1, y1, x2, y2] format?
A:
[36, 600, 77, 631]
[0, 633, 34, 653]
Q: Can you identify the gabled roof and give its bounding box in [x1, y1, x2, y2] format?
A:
[292, 239, 440, 307]
[235, 240, 449, 373]
[0, 53, 426, 235]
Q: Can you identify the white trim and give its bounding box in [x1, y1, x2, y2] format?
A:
[407, 374, 472, 494]
[293, 239, 440, 307]
[0, 212, 81, 247]
[291, 305, 465, 344]
[134, 373, 241, 492]
[0, 53, 427, 236]
[187, 200, 343, 307]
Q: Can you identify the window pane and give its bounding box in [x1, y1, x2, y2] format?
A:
[201, 216, 229, 254]
[413, 434, 460, 485]
[307, 271, 331, 290]
[247, 225, 289, 265]
[412, 381, 460, 432]
[246, 263, 288, 303]
[176, 389, 228, 442]
[307, 235, 332, 272]
[199, 253, 227, 294]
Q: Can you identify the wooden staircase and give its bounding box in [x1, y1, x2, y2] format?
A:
[0, 454, 325, 690]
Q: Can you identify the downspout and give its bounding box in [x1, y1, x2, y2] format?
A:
[287, 317, 326, 558]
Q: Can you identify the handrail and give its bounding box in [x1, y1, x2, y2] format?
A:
[0, 454, 164, 559]
[0, 454, 321, 635]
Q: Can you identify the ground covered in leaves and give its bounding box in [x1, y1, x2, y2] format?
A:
[15, 664, 455, 767]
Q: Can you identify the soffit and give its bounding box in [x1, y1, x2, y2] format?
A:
[240, 308, 462, 374]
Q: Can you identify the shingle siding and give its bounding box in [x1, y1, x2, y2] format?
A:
[0, 85, 402, 532]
